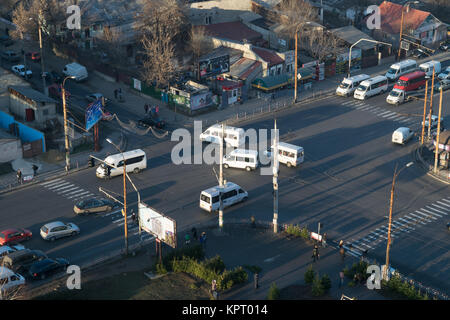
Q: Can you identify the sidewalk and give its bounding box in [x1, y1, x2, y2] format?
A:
[191, 224, 387, 300]
[415, 143, 450, 184]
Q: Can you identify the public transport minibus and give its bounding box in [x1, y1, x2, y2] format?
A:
[353, 75, 388, 100]
[223, 149, 259, 171]
[335, 74, 370, 97]
[267, 142, 305, 168]
[385, 59, 417, 81]
[393, 71, 426, 91]
[199, 124, 245, 148]
[96, 149, 147, 178]
[199, 182, 248, 212]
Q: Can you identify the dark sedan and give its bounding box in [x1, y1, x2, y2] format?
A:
[28, 258, 69, 280]
[74, 197, 118, 215]
[138, 116, 165, 129]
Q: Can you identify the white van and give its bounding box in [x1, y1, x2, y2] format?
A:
[199, 124, 245, 148]
[353, 75, 388, 100]
[385, 60, 417, 81]
[199, 182, 248, 212]
[336, 74, 370, 97]
[392, 127, 414, 145]
[266, 142, 305, 167]
[0, 266, 25, 294]
[438, 66, 450, 81]
[419, 61, 441, 77]
[96, 149, 147, 178]
[223, 149, 258, 171]
[62, 63, 88, 82]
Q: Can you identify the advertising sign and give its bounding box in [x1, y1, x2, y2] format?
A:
[139, 202, 177, 248]
[85, 100, 103, 131]
[198, 54, 230, 79]
[310, 232, 322, 241]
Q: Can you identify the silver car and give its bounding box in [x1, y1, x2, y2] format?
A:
[40, 221, 80, 241]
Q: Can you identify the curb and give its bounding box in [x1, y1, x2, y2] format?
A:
[415, 144, 450, 185]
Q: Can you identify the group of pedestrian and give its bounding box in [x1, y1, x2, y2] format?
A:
[185, 227, 207, 248]
[144, 104, 160, 115]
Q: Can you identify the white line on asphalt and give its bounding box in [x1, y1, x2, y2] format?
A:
[46, 181, 70, 190]
[342, 101, 353, 105]
[113, 215, 132, 224]
[377, 110, 392, 116]
[414, 211, 436, 221]
[429, 204, 449, 214]
[54, 184, 76, 192]
[381, 112, 397, 118]
[419, 208, 443, 218]
[398, 218, 415, 229]
[56, 186, 79, 194]
[63, 188, 86, 197]
[436, 201, 450, 208]
[410, 211, 433, 225]
[40, 178, 62, 186]
[67, 190, 90, 199]
[441, 198, 450, 205]
[387, 115, 402, 120]
[72, 193, 95, 201]
[104, 209, 122, 217]
[395, 116, 407, 121]
[403, 215, 424, 225]
[355, 105, 368, 109]
[400, 118, 411, 123]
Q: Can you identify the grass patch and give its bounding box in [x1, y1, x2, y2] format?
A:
[34, 272, 211, 300]
[0, 162, 13, 175]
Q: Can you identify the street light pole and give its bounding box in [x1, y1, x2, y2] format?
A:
[219, 123, 224, 229]
[398, 1, 419, 60]
[348, 39, 392, 78]
[62, 76, 75, 172]
[294, 26, 298, 103]
[273, 120, 279, 233]
[427, 66, 436, 139]
[434, 87, 443, 174]
[420, 80, 429, 145]
[107, 138, 128, 255]
[384, 161, 413, 280]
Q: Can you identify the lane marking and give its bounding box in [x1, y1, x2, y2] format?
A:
[414, 211, 436, 221]
[409, 212, 432, 223]
[40, 178, 62, 186]
[423, 206, 446, 217]
[67, 190, 90, 199]
[404, 214, 427, 225]
[436, 201, 450, 208]
[46, 181, 70, 190]
[429, 204, 449, 214]
[381, 112, 396, 118]
[55, 184, 76, 192]
[57, 186, 80, 194]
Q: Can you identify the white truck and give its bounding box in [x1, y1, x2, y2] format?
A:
[386, 88, 422, 105]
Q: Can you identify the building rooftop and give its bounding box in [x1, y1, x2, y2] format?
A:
[378, 1, 432, 34]
[252, 47, 284, 66]
[229, 57, 262, 80]
[8, 86, 57, 105]
[203, 21, 263, 43]
[330, 25, 376, 51]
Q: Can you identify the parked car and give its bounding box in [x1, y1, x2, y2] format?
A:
[48, 83, 70, 100]
[138, 115, 166, 129]
[11, 64, 32, 79]
[25, 51, 41, 62]
[1, 50, 20, 62]
[439, 41, 449, 52]
[0, 244, 25, 263]
[28, 258, 69, 280]
[438, 79, 450, 91]
[411, 48, 426, 59]
[73, 197, 118, 215]
[43, 70, 63, 84]
[0, 228, 32, 246]
[422, 115, 444, 130]
[0, 267, 25, 293]
[0, 35, 14, 47]
[2, 249, 47, 274]
[85, 93, 109, 105]
[40, 221, 80, 241]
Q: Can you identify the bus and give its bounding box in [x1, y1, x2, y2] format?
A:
[393, 71, 426, 92]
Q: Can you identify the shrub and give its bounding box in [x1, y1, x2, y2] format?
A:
[203, 255, 226, 274]
[218, 267, 248, 291]
[159, 244, 204, 272]
[285, 224, 302, 237]
[267, 282, 280, 300]
[243, 265, 262, 274]
[321, 274, 332, 293]
[300, 227, 310, 240]
[304, 265, 316, 284]
[155, 262, 167, 275]
[311, 275, 325, 296]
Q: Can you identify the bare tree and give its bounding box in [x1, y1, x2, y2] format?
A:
[189, 26, 213, 64]
[276, 0, 319, 42]
[95, 26, 127, 64]
[136, 0, 187, 88]
[304, 29, 343, 62]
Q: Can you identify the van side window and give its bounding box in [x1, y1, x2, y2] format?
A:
[236, 156, 245, 162]
[245, 157, 253, 163]
[212, 195, 220, 203]
[239, 189, 245, 193]
[126, 155, 144, 165]
[10, 275, 19, 281]
[117, 160, 124, 167]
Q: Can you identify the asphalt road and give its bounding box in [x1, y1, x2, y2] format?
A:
[1, 83, 449, 292]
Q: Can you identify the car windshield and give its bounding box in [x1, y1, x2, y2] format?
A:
[77, 200, 87, 207]
[339, 82, 350, 89]
[357, 84, 368, 91]
[390, 90, 401, 97]
[387, 68, 397, 75]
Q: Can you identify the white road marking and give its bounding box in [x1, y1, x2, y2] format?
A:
[67, 190, 90, 199]
[57, 186, 80, 194]
[420, 208, 443, 218]
[414, 211, 436, 221]
[46, 181, 70, 190]
[440, 198, 450, 205]
[408, 212, 432, 223]
[381, 112, 396, 118]
[40, 178, 62, 186]
[403, 214, 426, 225]
[72, 193, 94, 201]
[429, 204, 449, 214]
[436, 201, 450, 208]
[378, 111, 392, 116]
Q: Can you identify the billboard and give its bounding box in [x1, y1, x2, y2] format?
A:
[198, 54, 230, 79]
[85, 100, 103, 131]
[139, 202, 177, 248]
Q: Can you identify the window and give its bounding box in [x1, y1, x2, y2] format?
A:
[245, 157, 254, 163]
[117, 160, 124, 167]
[212, 195, 220, 203]
[126, 155, 144, 165]
[200, 194, 210, 203]
[236, 156, 245, 162]
[239, 189, 245, 194]
[10, 275, 19, 281]
[223, 190, 237, 199]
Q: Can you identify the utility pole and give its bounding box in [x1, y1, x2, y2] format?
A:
[273, 120, 279, 233]
[294, 28, 298, 103]
[398, 2, 419, 60]
[427, 66, 435, 139]
[62, 76, 74, 172]
[421, 80, 428, 145]
[434, 88, 443, 174]
[384, 162, 413, 280]
[219, 123, 224, 229]
[38, 10, 48, 96]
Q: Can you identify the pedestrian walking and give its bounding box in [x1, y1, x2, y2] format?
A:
[191, 227, 198, 241]
[144, 104, 149, 114]
[312, 245, 319, 262]
[32, 164, 38, 176]
[340, 247, 346, 262]
[185, 233, 191, 245]
[339, 270, 345, 288]
[16, 169, 22, 184]
[322, 232, 327, 248]
[250, 215, 255, 228]
[200, 232, 207, 249]
[114, 89, 118, 99]
[339, 240, 344, 248]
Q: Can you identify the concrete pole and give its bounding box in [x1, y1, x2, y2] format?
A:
[273, 120, 279, 233]
[385, 165, 397, 280]
[62, 79, 70, 172]
[428, 66, 435, 139]
[434, 88, 443, 174]
[294, 29, 298, 103]
[398, 7, 405, 60]
[38, 16, 48, 96]
[219, 123, 224, 229]
[421, 80, 428, 145]
[123, 155, 128, 255]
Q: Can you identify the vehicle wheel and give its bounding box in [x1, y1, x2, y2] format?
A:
[50, 237, 56, 242]
[133, 168, 140, 174]
[246, 166, 251, 172]
[242, 197, 248, 202]
[224, 164, 229, 169]
[71, 231, 77, 236]
[287, 162, 292, 168]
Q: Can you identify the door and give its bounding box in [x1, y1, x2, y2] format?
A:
[25, 108, 35, 121]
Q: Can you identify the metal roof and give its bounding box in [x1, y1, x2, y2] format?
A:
[8, 86, 57, 104]
[330, 26, 377, 51]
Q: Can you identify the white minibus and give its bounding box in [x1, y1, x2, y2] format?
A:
[199, 124, 245, 148]
[96, 149, 147, 178]
[223, 149, 258, 171]
[419, 60, 441, 77]
[353, 75, 388, 100]
[336, 74, 370, 97]
[385, 59, 417, 81]
[266, 142, 304, 167]
[199, 182, 248, 212]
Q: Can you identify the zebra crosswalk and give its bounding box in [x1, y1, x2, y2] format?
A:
[40, 178, 95, 202]
[104, 210, 155, 242]
[350, 197, 450, 251]
[341, 99, 418, 127]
